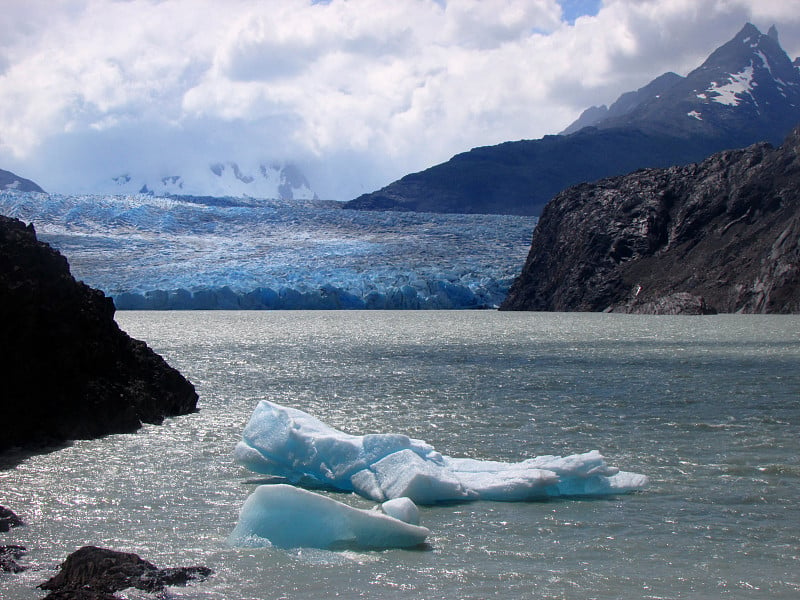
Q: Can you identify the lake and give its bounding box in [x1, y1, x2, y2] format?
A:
[2, 311, 799, 599]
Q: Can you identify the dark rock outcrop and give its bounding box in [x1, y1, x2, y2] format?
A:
[0, 215, 198, 455]
[0, 169, 44, 193]
[500, 126, 800, 314]
[0, 545, 26, 574]
[0, 506, 24, 532]
[38, 546, 211, 599]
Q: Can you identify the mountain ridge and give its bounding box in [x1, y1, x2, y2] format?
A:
[345, 23, 800, 216]
[0, 169, 45, 193]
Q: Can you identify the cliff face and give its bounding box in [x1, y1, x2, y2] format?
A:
[0, 215, 198, 454]
[500, 127, 800, 314]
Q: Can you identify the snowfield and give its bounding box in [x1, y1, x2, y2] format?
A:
[0, 191, 537, 309]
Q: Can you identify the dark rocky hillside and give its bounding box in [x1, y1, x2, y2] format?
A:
[344, 128, 725, 216]
[500, 126, 800, 314]
[0, 215, 198, 455]
[0, 169, 44, 193]
[346, 24, 800, 216]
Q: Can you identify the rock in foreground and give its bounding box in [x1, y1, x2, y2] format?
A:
[501, 126, 800, 314]
[38, 546, 211, 599]
[0, 215, 198, 454]
[0, 506, 24, 532]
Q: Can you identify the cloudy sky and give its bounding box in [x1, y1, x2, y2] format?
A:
[1, 0, 799, 199]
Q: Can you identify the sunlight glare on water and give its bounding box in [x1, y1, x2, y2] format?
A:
[1, 311, 799, 599]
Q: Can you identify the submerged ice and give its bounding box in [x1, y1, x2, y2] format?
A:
[229, 485, 429, 550]
[234, 401, 648, 505]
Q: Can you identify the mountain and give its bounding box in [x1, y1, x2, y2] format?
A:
[0, 168, 45, 193]
[345, 24, 800, 216]
[499, 126, 800, 314]
[587, 23, 800, 143]
[560, 72, 684, 135]
[107, 161, 317, 201]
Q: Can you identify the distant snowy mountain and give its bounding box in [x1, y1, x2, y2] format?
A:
[347, 23, 800, 216]
[107, 161, 317, 201]
[0, 191, 536, 310]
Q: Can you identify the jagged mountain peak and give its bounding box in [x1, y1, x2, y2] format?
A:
[695, 22, 793, 78]
[590, 23, 800, 144]
[562, 23, 800, 141]
[347, 23, 800, 217]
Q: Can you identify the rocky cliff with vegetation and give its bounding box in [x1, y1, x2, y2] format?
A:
[0, 215, 198, 455]
[500, 126, 800, 314]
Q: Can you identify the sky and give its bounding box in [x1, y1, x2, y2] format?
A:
[1, 0, 799, 200]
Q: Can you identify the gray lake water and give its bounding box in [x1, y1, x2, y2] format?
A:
[2, 311, 799, 599]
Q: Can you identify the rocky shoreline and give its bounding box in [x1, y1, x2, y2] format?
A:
[1, 505, 211, 599]
[1, 215, 207, 596]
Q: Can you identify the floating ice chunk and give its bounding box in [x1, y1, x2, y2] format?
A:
[235, 401, 648, 504]
[377, 497, 420, 525]
[228, 484, 429, 550]
[234, 400, 447, 497]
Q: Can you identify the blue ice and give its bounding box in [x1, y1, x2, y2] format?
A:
[234, 401, 648, 505]
[229, 484, 429, 549]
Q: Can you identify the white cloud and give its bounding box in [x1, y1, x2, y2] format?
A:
[0, 0, 799, 199]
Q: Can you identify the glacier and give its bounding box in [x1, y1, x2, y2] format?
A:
[229, 484, 430, 550]
[0, 191, 537, 310]
[234, 401, 649, 504]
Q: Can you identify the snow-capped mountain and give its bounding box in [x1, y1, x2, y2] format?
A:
[581, 23, 800, 144]
[347, 23, 800, 216]
[108, 161, 317, 201]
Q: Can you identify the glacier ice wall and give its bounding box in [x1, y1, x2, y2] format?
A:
[0, 191, 537, 310]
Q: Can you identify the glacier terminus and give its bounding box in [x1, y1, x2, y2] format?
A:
[0, 191, 537, 310]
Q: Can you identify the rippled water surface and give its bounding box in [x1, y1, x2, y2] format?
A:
[2, 311, 799, 599]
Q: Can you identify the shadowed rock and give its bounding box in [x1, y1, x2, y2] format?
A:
[0, 545, 26, 573]
[0, 506, 24, 532]
[38, 546, 211, 599]
[501, 126, 800, 314]
[0, 215, 198, 458]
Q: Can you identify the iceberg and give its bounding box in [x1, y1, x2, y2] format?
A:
[234, 401, 648, 504]
[229, 484, 430, 550]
